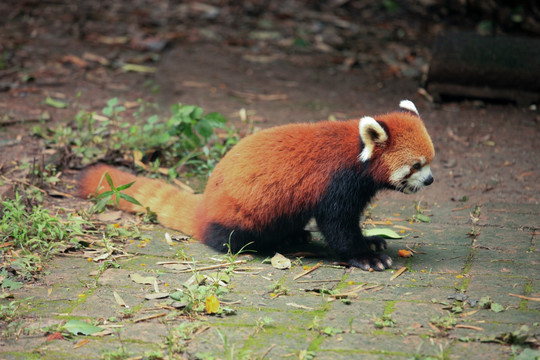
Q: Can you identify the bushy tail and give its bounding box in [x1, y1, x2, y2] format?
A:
[78, 164, 201, 236]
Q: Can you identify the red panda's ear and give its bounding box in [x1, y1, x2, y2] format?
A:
[359, 116, 388, 162]
[399, 100, 419, 116]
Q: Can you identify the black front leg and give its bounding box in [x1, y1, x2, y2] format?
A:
[313, 168, 392, 271]
[315, 214, 392, 271]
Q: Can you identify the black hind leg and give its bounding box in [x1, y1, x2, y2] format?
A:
[203, 223, 255, 253]
[282, 229, 312, 247]
[203, 222, 312, 254]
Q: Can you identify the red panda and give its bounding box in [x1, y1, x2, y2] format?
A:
[78, 100, 434, 271]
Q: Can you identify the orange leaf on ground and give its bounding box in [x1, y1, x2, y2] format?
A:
[398, 249, 413, 258]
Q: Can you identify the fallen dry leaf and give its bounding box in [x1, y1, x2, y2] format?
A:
[398, 249, 413, 258]
[73, 339, 90, 348]
[129, 273, 157, 285]
[145, 292, 169, 300]
[61, 54, 88, 68]
[205, 295, 220, 314]
[97, 211, 123, 222]
[113, 291, 128, 307]
[161, 263, 190, 271]
[271, 253, 291, 269]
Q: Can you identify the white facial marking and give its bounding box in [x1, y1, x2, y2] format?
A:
[358, 116, 387, 162]
[389, 165, 411, 185]
[407, 165, 432, 188]
[399, 100, 419, 115]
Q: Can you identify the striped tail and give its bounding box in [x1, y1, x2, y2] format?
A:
[78, 164, 201, 236]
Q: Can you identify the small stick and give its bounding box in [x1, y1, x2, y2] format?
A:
[133, 312, 167, 323]
[293, 262, 322, 280]
[455, 324, 484, 331]
[508, 293, 540, 302]
[389, 266, 407, 281]
[261, 344, 277, 359]
[178, 260, 247, 273]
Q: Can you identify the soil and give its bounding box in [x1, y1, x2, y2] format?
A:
[0, 0, 539, 207]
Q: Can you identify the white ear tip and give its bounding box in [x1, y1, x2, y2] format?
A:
[399, 100, 419, 115]
[359, 116, 377, 128]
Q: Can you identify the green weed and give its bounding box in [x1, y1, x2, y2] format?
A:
[269, 276, 291, 298]
[0, 299, 27, 322]
[430, 314, 456, 331]
[169, 274, 231, 315]
[1, 193, 89, 277]
[411, 200, 432, 223]
[374, 314, 396, 329]
[33, 99, 240, 178]
[165, 321, 204, 355]
[90, 173, 142, 214]
[0, 298, 32, 337]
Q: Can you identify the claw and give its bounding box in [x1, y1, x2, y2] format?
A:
[347, 253, 393, 271]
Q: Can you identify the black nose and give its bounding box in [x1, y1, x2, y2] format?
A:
[424, 175, 434, 186]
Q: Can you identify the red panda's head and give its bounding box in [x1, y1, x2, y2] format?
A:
[358, 100, 435, 194]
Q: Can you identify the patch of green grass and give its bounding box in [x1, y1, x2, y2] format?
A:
[429, 313, 456, 331]
[33, 98, 240, 178]
[165, 321, 205, 356]
[0, 298, 33, 337]
[0, 192, 90, 278]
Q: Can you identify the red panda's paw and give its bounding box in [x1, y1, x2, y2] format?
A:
[365, 236, 388, 252]
[347, 253, 393, 272]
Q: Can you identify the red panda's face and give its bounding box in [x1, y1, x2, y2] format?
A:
[359, 100, 435, 194]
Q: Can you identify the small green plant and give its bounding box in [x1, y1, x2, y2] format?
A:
[467, 205, 482, 237]
[374, 314, 396, 329]
[169, 273, 231, 315]
[90, 173, 142, 214]
[0, 269, 23, 290]
[215, 328, 251, 360]
[221, 235, 254, 275]
[477, 296, 504, 313]
[101, 329, 131, 360]
[0, 299, 26, 322]
[253, 317, 274, 334]
[412, 200, 431, 223]
[101, 348, 131, 360]
[430, 314, 456, 331]
[0, 298, 33, 337]
[269, 277, 290, 298]
[142, 350, 164, 360]
[165, 321, 203, 355]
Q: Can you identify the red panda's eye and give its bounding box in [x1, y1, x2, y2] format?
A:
[412, 163, 421, 170]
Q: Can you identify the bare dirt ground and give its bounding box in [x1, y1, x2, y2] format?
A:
[1, 1, 538, 208]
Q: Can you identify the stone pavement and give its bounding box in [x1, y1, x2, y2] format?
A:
[1, 199, 539, 359]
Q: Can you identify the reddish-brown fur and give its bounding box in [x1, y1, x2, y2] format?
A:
[78, 109, 434, 269]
